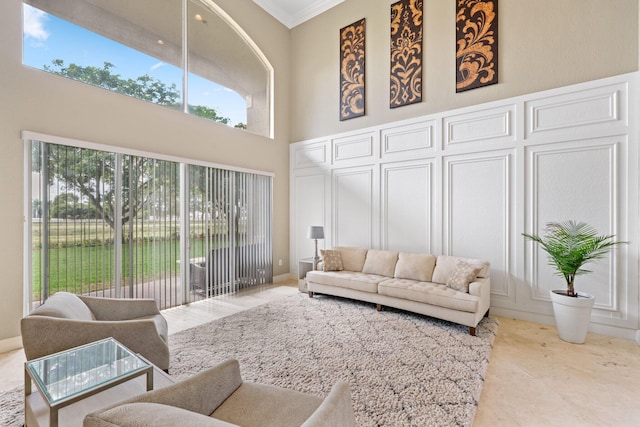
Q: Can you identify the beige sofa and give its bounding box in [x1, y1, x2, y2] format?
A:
[84, 359, 356, 427]
[21, 292, 170, 371]
[306, 247, 491, 335]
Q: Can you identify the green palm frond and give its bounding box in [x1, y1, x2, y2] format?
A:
[523, 220, 627, 296]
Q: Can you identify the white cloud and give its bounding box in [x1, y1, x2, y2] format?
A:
[150, 62, 164, 71]
[23, 5, 50, 41]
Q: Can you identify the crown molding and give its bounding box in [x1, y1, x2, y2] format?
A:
[252, 0, 344, 29]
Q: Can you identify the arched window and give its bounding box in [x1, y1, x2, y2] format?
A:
[23, 0, 273, 137]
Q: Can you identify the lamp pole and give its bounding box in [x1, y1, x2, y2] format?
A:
[313, 238, 319, 270]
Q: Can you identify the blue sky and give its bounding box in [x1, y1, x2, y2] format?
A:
[23, 4, 247, 126]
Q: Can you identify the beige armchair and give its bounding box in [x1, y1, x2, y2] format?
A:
[83, 359, 356, 427]
[21, 291, 170, 371]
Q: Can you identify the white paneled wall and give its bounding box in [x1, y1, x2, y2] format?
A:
[381, 159, 433, 253]
[292, 170, 327, 261]
[333, 166, 377, 248]
[443, 150, 513, 305]
[290, 72, 639, 341]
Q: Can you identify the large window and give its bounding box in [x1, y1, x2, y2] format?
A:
[27, 133, 273, 309]
[22, 0, 273, 137]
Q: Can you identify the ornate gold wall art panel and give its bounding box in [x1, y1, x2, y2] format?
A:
[340, 18, 366, 121]
[390, 0, 423, 109]
[456, 0, 498, 92]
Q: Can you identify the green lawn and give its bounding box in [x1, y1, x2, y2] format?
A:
[31, 237, 220, 299]
[31, 219, 240, 300]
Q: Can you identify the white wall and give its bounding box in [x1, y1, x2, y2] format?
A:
[290, 73, 639, 341]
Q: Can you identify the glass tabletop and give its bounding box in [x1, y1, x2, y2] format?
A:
[26, 338, 150, 405]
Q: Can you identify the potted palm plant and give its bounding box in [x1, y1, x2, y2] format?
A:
[523, 220, 627, 343]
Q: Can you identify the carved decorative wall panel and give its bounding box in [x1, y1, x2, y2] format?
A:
[390, 0, 423, 108]
[456, 0, 498, 92]
[340, 18, 366, 120]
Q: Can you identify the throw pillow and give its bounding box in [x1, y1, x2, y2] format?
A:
[321, 249, 343, 271]
[446, 260, 482, 293]
[432, 255, 490, 283]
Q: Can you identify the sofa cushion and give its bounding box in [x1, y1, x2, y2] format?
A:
[84, 402, 237, 427]
[335, 247, 368, 272]
[306, 271, 385, 293]
[393, 252, 437, 282]
[28, 291, 95, 321]
[361, 250, 398, 277]
[378, 279, 479, 313]
[431, 255, 490, 284]
[212, 382, 323, 427]
[445, 260, 482, 293]
[321, 249, 343, 271]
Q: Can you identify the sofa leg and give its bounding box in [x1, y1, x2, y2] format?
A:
[376, 304, 383, 311]
[469, 326, 476, 336]
[308, 291, 314, 298]
[484, 308, 490, 318]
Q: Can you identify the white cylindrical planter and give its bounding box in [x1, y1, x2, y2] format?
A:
[549, 290, 595, 344]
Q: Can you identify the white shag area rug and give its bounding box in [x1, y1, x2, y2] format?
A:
[0, 292, 498, 427]
[170, 293, 498, 426]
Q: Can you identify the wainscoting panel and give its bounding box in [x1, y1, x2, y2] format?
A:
[443, 104, 515, 150]
[292, 140, 328, 169]
[443, 151, 513, 300]
[290, 72, 639, 340]
[525, 82, 628, 141]
[332, 166, 377, 248]
[525, 137, 630, 322]
[381, 160, 434, 253]
[380, 120, 435, 161]
[332, 132, 377, 165]
[291, 171, 328, 270]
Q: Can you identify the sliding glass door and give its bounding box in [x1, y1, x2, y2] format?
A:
[31, 143, 117, 302]
[28, 137, 272, 310]
[187, 167, 272, 298]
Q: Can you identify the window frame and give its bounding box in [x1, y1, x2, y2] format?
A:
[22, 0, 274, 138]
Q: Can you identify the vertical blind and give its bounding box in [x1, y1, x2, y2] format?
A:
[29, 138, 273, 310]
[187, 166, 272, 298]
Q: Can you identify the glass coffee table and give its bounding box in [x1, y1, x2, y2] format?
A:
[25, 338, 156, 427]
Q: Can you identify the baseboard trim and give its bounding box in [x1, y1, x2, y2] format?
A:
[0, 335, 23, 354]
[272, 273, 292, 283]
[491, 307, 640, 343]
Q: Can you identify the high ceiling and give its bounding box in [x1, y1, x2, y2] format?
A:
[252, 0, 344, 28]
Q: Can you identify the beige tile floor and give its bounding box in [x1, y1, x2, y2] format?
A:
[1, 281, 639, 426]
[474, 317, 640, 426]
